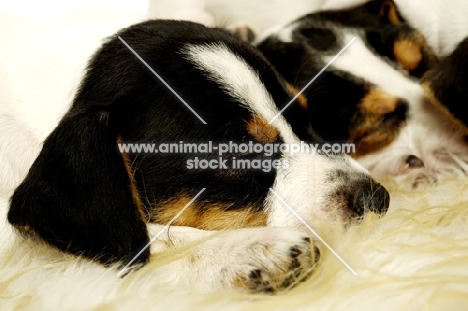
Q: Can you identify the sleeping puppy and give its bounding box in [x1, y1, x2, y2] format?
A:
[255, 1, 468, 187]
[256, 9, 435, 155]
[7, 20, 389, 292]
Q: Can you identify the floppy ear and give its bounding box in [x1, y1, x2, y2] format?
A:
[8, 109, 150, 267]
[379, 0, 405, 25]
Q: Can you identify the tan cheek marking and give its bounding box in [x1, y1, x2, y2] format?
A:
[380, 1, 404, 25]
[348, 113, 385, 155]
[352, 125, 400, 157]
[394, 30, 438, 72]
[118, 135, 148, 222]
[285, 83, 308, 110]
[350, 92, 404, 156]
[246, 116, 279, 144]
[153, 196, 267, 230]
[360, 89, 398, 114]
[394, 40, 423, 71]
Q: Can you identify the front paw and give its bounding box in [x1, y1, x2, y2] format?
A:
[216, 228, 319, 293]
[242, 240, 317, 293]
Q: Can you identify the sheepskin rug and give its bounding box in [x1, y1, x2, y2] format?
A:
[1, 1, 468, 310]
[2, 178, 468, 310]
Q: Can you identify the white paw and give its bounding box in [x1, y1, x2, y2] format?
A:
[192, 227, 318, 293]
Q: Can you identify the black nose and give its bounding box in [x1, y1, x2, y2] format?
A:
[406, 155, 425, 169]
[353, 179, 390, 215]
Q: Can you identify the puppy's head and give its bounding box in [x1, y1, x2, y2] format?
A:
[256, 0, 437, 158]
[8, 20, 389, 267]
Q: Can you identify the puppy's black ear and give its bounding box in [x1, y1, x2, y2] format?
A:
[8, 109, 150, 267]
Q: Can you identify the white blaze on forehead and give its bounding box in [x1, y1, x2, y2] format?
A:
[184, 42, 376, 227]
[325, 33, 425, 102]
[183, 42, 297, 143]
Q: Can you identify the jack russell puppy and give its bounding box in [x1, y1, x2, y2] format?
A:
[7, 20, 389, 293]
[254, 0, 468, 188]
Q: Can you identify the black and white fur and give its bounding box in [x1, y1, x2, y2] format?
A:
[253, 1, 468, 188]
[148, 0, 468, 188]
[7, 20, 389, 293]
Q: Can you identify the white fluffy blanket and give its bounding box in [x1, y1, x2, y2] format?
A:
[1, 1, 468, 310]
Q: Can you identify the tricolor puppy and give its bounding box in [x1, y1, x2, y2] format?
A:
[255, 0, 468, 188]
[255, 0, 436, 157]
[8, 20, 389, 293]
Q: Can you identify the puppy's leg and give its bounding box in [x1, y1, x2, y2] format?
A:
[147, 224, 317, 293]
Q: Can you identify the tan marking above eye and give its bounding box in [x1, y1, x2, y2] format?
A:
[380, 1, 404, 25]
[360, 88, 399, 114]
[350, 89, 406, 155]
[153, 196, 267, 230]
[285, 83, 308, 110]
[246, 116, 279, 144]
[348, 112, 403, 156]
[352, 126, 400, 157]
